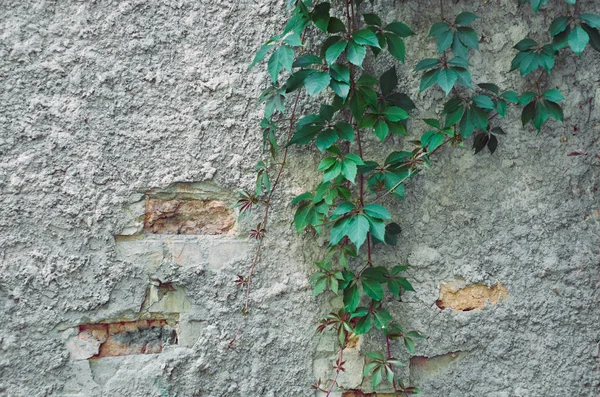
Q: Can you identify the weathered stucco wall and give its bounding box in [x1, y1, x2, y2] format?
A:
[0, 0, 599, 396]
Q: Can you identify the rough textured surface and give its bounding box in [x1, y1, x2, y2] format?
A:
[0, 0, 599, 396]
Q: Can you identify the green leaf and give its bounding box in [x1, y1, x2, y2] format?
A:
[363, 204, 392, 220]
[363, 362, 379, 377]
[335, 122, 354, 142]
[545, 100, 564, 121]
[448, 56, 471, 68]
[532, 101, 549, 131]
[581, 23, 600, 52]
[444, 105, 464, 128]
[414, 58, 441, 71]
[553, 25, 571, 50]
[373, 308, 392, 329]
[323, 160, 342, 182]
[437, 29, 454, 53]
[478, 83, 499, 95]
[343, 283, 360, 312]
[305, 71, 331, 95]
[470, 105, 489, 130]
[550, 16, 570, 36]
[330, 81, 350, 99]
[374, 119, 389, 141]
[362, 266, 388, 283]
[347, 40, 367, 67]
[316, 129, 338, 151]
[452, 34, 469, 58]
[341, 159, 358, 183]
[519, 52, 538, 76]
[429, 21, 450, 37]
[404, 337, 415, 353]
[385, 21, 415, 37]
[385, 33, 406, 62]
[367, 216, 386, 242]
[437, 68, 459, 95]
[249, 43, 275, 70]
[325, 40, 347, 65]
[330, 63, 350, 83]
[353, 29, 381, 48]
[380, 67, 398, 96]
[362, 278, 384, 301]
[421, 131, 444, 152]
[345, 153, 365, 165]
[372, 366, 383, 388]
[358, 113, 377, 129]
[313, 277, 328, 296]
[330, 216, 351, 245]
[455, 12, 479, 26]
[293, 55, 322, 68]
[472, 95, 495, 110]
[284, 32, 303, 47]
[495, 99, 507, 118]
[386, 93, 416, 111]
[419, 68, 441, 92]
[543, 88, 564, 102]
[366, 351, 385, 361]
[514, 38, 538, 51]
[363, 13, 382, 26]
[457, 27, 479, 50]
[291, 192, 312, 205]
[331, 202, 355, 220]
[579, 14, 600, 29]
[327, 17, 346, 33]
[384, 107, 410, 122]
[521, 101, 536, 126]
[268, 45, 295, 83]
[519, 91, 536, 105]
[355, 314, 374, 334]
[317, 157, 336, 171]
[453, 67, 472, 88]
[311, 2, 330, 32]
[568, 25, 589, 55]
[501, 91, 520, 103]
[347, 215, 370, 249]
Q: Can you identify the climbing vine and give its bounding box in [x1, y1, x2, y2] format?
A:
[234, 0, 599, 395]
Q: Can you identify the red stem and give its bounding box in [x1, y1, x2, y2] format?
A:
[325, 346, 345, 397]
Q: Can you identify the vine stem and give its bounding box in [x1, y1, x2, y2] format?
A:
[386, 336, 392, 359]
[244, 90, 303, 312]
[325, 346, 345, 397]
[440, 0, 445, 20]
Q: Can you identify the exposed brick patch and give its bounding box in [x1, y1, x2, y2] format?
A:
[69, 320, 177, 360]
[435, 281, 508, 311]
[144, 198, 235, 235]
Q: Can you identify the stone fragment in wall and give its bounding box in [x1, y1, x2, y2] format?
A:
[435, 280, 508, 311]
[144, 198, 235, 235]
[66, 331, 102, 360]
[410, 351, 467, 382]
[146, 283, 191, 313]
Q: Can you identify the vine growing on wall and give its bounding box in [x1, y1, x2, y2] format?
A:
[233, 0, 600, 395]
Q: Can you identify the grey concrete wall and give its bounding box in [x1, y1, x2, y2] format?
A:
[0, 0, 598, 396]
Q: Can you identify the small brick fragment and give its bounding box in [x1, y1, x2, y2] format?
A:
[144, 198, 235, 235]
[436, 281, 508, 311]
